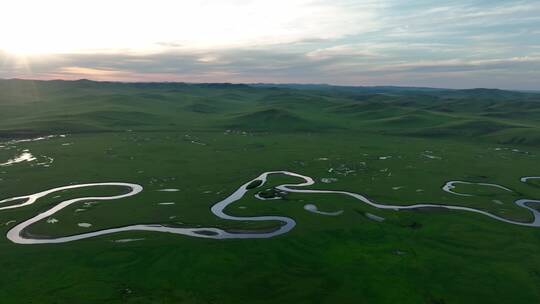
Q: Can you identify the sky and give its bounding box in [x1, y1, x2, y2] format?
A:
[1, 0, 539, 89]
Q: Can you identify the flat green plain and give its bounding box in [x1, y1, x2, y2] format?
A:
[1, 79, 540, 303]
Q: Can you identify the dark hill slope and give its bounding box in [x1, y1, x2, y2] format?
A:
[223, 109, 336, 132]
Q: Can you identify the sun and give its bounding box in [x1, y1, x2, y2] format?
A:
[0, 0, 376, 56]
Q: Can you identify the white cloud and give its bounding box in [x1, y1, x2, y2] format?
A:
[306, 44, 379, 60]
[0, 0, 378, 54]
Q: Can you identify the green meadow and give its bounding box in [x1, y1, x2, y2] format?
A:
[1, 79, 540, 303]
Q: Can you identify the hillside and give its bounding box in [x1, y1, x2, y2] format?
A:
[1, 79, 540, 146]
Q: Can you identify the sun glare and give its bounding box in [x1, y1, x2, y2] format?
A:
[0, 0, 375, 55]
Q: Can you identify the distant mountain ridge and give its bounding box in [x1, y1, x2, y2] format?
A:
[2, 78, 538, 97]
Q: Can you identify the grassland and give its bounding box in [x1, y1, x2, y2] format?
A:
[1, 79, 540, 303]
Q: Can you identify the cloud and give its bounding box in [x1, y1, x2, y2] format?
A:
[0, 0, 379, 53]
[3, 48, 538, 88]
[1, 0, 539, 89]
[371, 57, 540, 73]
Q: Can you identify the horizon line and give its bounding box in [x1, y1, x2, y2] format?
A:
[3, 77, 539, 93]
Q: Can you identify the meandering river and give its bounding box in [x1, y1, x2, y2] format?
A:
[1, 171, 539, 244]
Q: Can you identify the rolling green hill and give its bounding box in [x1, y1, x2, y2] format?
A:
[1, 79, 539, 146]
[2, 79, 540, 304]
